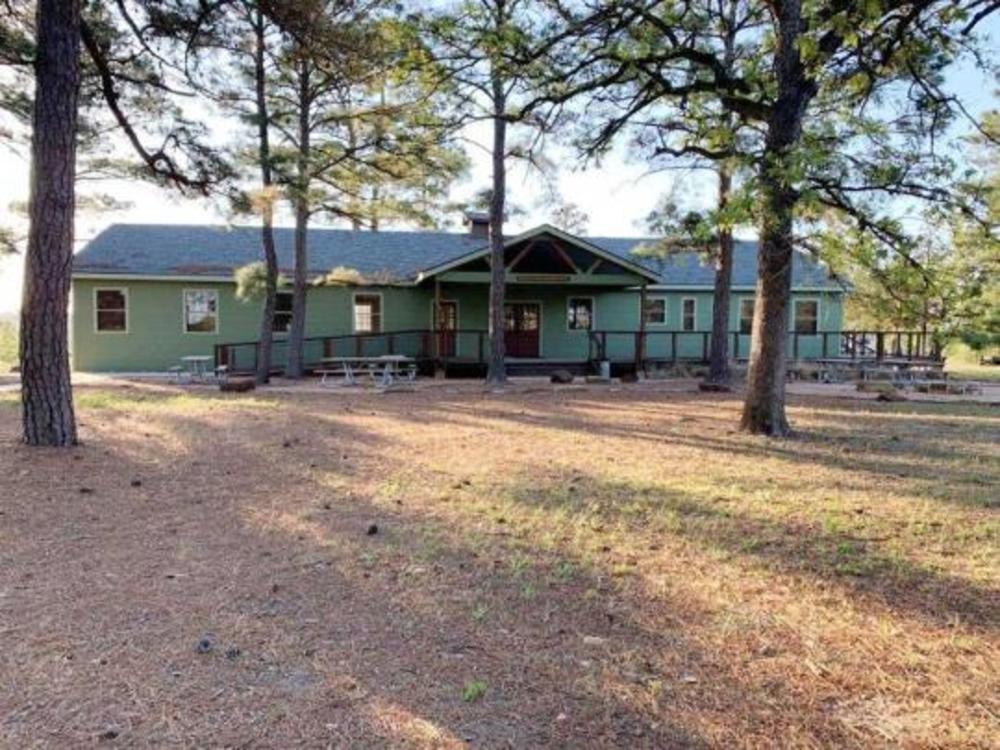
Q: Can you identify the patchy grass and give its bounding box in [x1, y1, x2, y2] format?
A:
[946, 341, 1000, 383]
[0, 320, 15, 372]
[0, 386, 996, 747]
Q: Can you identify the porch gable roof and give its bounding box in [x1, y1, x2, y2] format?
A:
[413, 224, 662, 284]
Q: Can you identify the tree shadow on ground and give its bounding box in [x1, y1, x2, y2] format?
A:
[496, 467, 999, 633]
[384, 392, 998, 509]
[0, 390, 889, 747]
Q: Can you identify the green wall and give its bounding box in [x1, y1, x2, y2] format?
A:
[71, 276, 844, 371]
[72, 278, 433, 372]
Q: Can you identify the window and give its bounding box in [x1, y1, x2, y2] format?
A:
[353, 293, 382, 333]
[643, 297, 666, 325]
[184, 290, 218, 333]
[273, 292, 293, 333]
[567, 297, 593, 331]
[95, 288, 128, 332]
[681, 298, 696, 332]
[739, 298, 755, 335]
[794, 299, 819, 334]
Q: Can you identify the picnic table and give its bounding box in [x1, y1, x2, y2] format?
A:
[861, 359, 945, 384]
[317, 355, 416, 388]
[169, 355, 216, 384]
[811, 357, 946, 385]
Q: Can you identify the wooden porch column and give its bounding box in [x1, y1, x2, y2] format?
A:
[433, 277, 447, 379]
[637, 284, 648, 374]
[433, 277, 442, 359]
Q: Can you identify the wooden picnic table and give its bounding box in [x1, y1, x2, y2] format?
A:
[317, 355, 416, 387]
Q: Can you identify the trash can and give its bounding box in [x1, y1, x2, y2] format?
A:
[599, 360, 611, 380]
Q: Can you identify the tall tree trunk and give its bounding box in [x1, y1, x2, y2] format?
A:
[286, 58, 311, 380]
[740, 0, 810, 436]
[252, 7, 278, 386]
[20, 0, 81, 447]
[706, 166, 733, 385]
[485, 74, 507, 386]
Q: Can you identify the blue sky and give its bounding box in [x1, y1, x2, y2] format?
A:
[0, 16, 997, 315]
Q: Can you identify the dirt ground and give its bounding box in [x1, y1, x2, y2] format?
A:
[0, 383, 997, 748]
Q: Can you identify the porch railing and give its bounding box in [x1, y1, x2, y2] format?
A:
[214, 329, 489, 374]
[215, 327, 942, 376]
[588, 329, 942, 367]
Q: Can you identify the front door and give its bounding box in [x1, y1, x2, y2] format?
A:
[504, 302, 541, 358]
[435, 300, 458, 357]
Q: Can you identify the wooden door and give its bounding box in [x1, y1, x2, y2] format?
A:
[435, 300, 458, 357]
[504, 302, 541, 358]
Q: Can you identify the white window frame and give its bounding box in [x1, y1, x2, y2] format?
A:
[93, 287, 129, 334]
[642, 295, 668, 326]
[680, 297, 697, 332]
[792, 297, 820, 335]
[352, 291, 384, 334]
[182, 288, 220, 335]
[566, 296, 595, 332]
[739, 297, 755, 335]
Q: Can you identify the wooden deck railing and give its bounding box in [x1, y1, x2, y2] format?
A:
[588, 329, 942, 368]
[214, 329, 490, 374]
[215, 328, 942, 375]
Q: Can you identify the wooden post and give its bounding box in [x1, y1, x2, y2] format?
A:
[637, 284, 648, 373]
[433, 277, 442, 360]
[733, 331, 739, 360]
[821, 332, 828, 358]
[671, 332, 678, 364]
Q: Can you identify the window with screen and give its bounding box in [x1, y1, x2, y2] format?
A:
[567, 297, 593, 330]
[681, 298, 696, 331]
[95, 289, 128, 332]
[353, 294, 382, 333]
[184, 290, 218, 333]
[794, 300, 819, 334]
[273, 292, 293, 333]
[739, 298, 755, 334]
[643, 298, 666, 325]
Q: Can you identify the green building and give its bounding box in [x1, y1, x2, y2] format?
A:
[71, 218, 846, 374]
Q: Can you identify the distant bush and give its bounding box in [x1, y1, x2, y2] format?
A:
[0, 320, 16, 371]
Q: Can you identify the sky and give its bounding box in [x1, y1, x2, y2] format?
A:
[0, 16, 997, 316]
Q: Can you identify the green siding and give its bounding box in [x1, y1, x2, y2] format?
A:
[71, 277, 845, 371]
[72, 279, 434, 372]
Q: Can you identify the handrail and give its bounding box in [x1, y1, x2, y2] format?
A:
[214, 327, 943, 374]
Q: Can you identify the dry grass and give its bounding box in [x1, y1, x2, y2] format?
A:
[0, 320, 16, 372]
[0, 383, 997, 748]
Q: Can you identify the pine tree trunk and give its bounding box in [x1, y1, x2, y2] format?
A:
[286, 58, 311, 380]
[485, 76, 507, 386]
[706, 167, 733, 385]
[740, 0, 810, 437]
[253, 8, 277, 386]
[20, 0, 81, 447]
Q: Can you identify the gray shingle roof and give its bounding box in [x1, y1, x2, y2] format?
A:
[73, 223, 842, 290]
